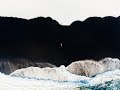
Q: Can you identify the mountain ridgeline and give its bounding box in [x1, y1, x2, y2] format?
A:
[0, 16, 120, 66]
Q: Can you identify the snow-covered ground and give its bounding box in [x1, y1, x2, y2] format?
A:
[0, 72, 86, 90]
[0, 69, 120, 89]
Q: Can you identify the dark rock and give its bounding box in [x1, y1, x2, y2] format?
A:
[0, 58, 56, 75]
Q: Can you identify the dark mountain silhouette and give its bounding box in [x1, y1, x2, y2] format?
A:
[0, 16, 120, 68]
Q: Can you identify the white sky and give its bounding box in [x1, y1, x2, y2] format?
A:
[0, 0, 120, 25]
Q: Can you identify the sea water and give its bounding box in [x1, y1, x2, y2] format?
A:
[0, 69, 120, 90]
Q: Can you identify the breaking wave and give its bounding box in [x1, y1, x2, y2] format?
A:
[0, 57, 120, 90]
[0, 69, 119, 90]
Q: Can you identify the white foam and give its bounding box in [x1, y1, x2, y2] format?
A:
[99, 57, 120, 72]
[10, 65, 90, 82]
[90, 69, 120, 85]
[0, 72, 88, 90]
[0, 69, 120, 89]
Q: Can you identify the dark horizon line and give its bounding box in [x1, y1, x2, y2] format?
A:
[0, 15, 120, 26]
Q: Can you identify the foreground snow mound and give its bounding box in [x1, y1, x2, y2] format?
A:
[10, 65, 90, 82]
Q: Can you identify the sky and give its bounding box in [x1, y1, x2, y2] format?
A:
[0, 0, 120, 25]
